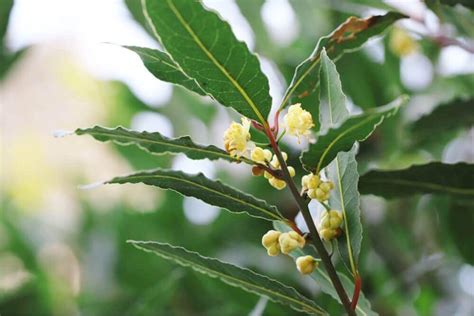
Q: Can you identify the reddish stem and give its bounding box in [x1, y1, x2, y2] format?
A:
[251, 120, 264, 131]
[272, 110, 281, 136]
[288, 220, 304, 236]
[351, 274, 362, 311]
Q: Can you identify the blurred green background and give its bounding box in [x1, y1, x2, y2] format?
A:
[1, 0, 473, 315]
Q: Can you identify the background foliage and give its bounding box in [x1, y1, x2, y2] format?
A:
[1, 0, 473, 315]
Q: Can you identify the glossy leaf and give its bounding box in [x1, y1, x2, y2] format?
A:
[130, 241, 328, 315]
[280, 12, 405, 122]
[75, 126, 242, 163]
[327, 147, 362, 272]
[106, 169, 283, 221]
[411, 98, 474, 146]
[359, 162, 474, 198]
[314, 51, 364, 277]
[143, 0, 272, 123]
[273, 222, 376, 316]
[301, 96, 407, 172]
[124, 46, 206, 96]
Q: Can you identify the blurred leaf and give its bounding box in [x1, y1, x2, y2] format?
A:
[437, 0, 474, 9]
[280, 12, 405, 122]
[411, 98, 474, 147]
[143, 0, 272, 123]
[327, 147, 363, 272]
[447, 199, 474, 264]
[301, 96, 406, 172]
[129, 241, 328, 315]
[274, 222, 376, 316]
[427, 0, 474, 38]
[124, 46, 206, 96]
[76, 126, 243, 163]
[359, 162, 474, 198]
[106, 168, 284, 221]
[0, 0, 13, 43]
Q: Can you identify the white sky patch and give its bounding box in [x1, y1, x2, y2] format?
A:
[172, 155, 216, 179]
[8, 0, 172, 106]
[183, 197, 220, 225]
[459, 264, 474, 296]
[294, 200, 325, 233]
[438, 46, 474, 76]
[203, 0, 255, 50]
[261, 0, 299, 46]
[260, 56, 286, 117]
[131, 112, 174, 137]
[401, 52, 433, 91]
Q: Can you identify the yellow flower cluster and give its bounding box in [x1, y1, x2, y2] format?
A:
[223, 117, 251, 158]
[262, 230, 318, 275]
[283, 103, 314, 142]
[318, 210, 343, 241]
[250, 148, 295, 190]
[301, 173, 334, 202]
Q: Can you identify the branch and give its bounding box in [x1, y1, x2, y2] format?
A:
[264, 127, 355, 316]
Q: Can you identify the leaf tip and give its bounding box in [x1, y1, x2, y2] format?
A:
[78, 181, 105, 190]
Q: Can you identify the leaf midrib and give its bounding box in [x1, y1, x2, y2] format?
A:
[82, 130, 236, 161]
[163, 0, 267, 125]
[113, 173, 282, 220]
[135, 243, 326, 315]
[363, 178, 474, 195]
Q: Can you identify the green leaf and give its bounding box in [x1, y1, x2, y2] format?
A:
[427, 0, 474, 38]
[273, 222, 376, 316]
[411, 98, 474, 147]
[129, 241, 328, 315]
[447, 199, 474, 264]
[124, 46, 206, 96]
[280, 12, 405, 121]
[438, 0, 474, 10]
[301, 96, 407, 172]
[327, 147, 362, 273]
[75, 126, 242, 163]
[359, 162, 474, 198]
[311, 51, 366, 276]
[143, 0, 272, 123]
[106, 168, 283, 221]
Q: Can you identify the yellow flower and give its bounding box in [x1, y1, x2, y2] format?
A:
[269, 177, 286, 190]
[320, 228, 338, 241]
[223, 117, 251, 158]
[283, 103, 314, 141]
[279, 231, 305, 254]
[251, 147, 272, 164]
[270, 152, 287, 169]
[389, 27, 418, 57]
[296, 255, 318, 275]
[302, 172, 333, 202]
[262, 230, 281, 256]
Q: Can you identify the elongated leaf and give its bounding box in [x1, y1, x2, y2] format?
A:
[130, 241, 327, 315]
[327, 147, 362, 272]
[280, 12, 404, 122]
[107, 169, 283, 221]
[75, 126, 242, 163]
[273, 222, 376, 316]
[124, 46, 206, 96]
[301, 96, 407, 172]
[0, 0, 13, 43]
[438, 0, 474, 10]
[411, 98, 474, 147]
[359, 162, 474, 198]
[315, 52, 364, 276]
[143, 0, 272, 123]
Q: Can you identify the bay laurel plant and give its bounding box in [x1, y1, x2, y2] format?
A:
[72, 1, 413, 315]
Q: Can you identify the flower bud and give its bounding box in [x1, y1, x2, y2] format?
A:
[389, 27, 418, 57]
[262, 230, 281, 248]
[251, 147, 266, 164]
[263, 149, 272, 162]
[296, 255, 319, 275]
[319, 181, 334, 192]
[279, 231, 305, 254]
[320, 228, 338, 241]
[267, 244, 280, 256]
[251, 166, 264, 176]
[269, 177, 286, 190]
[263, 171, 273, 179]
[287, 166, 296, 177]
